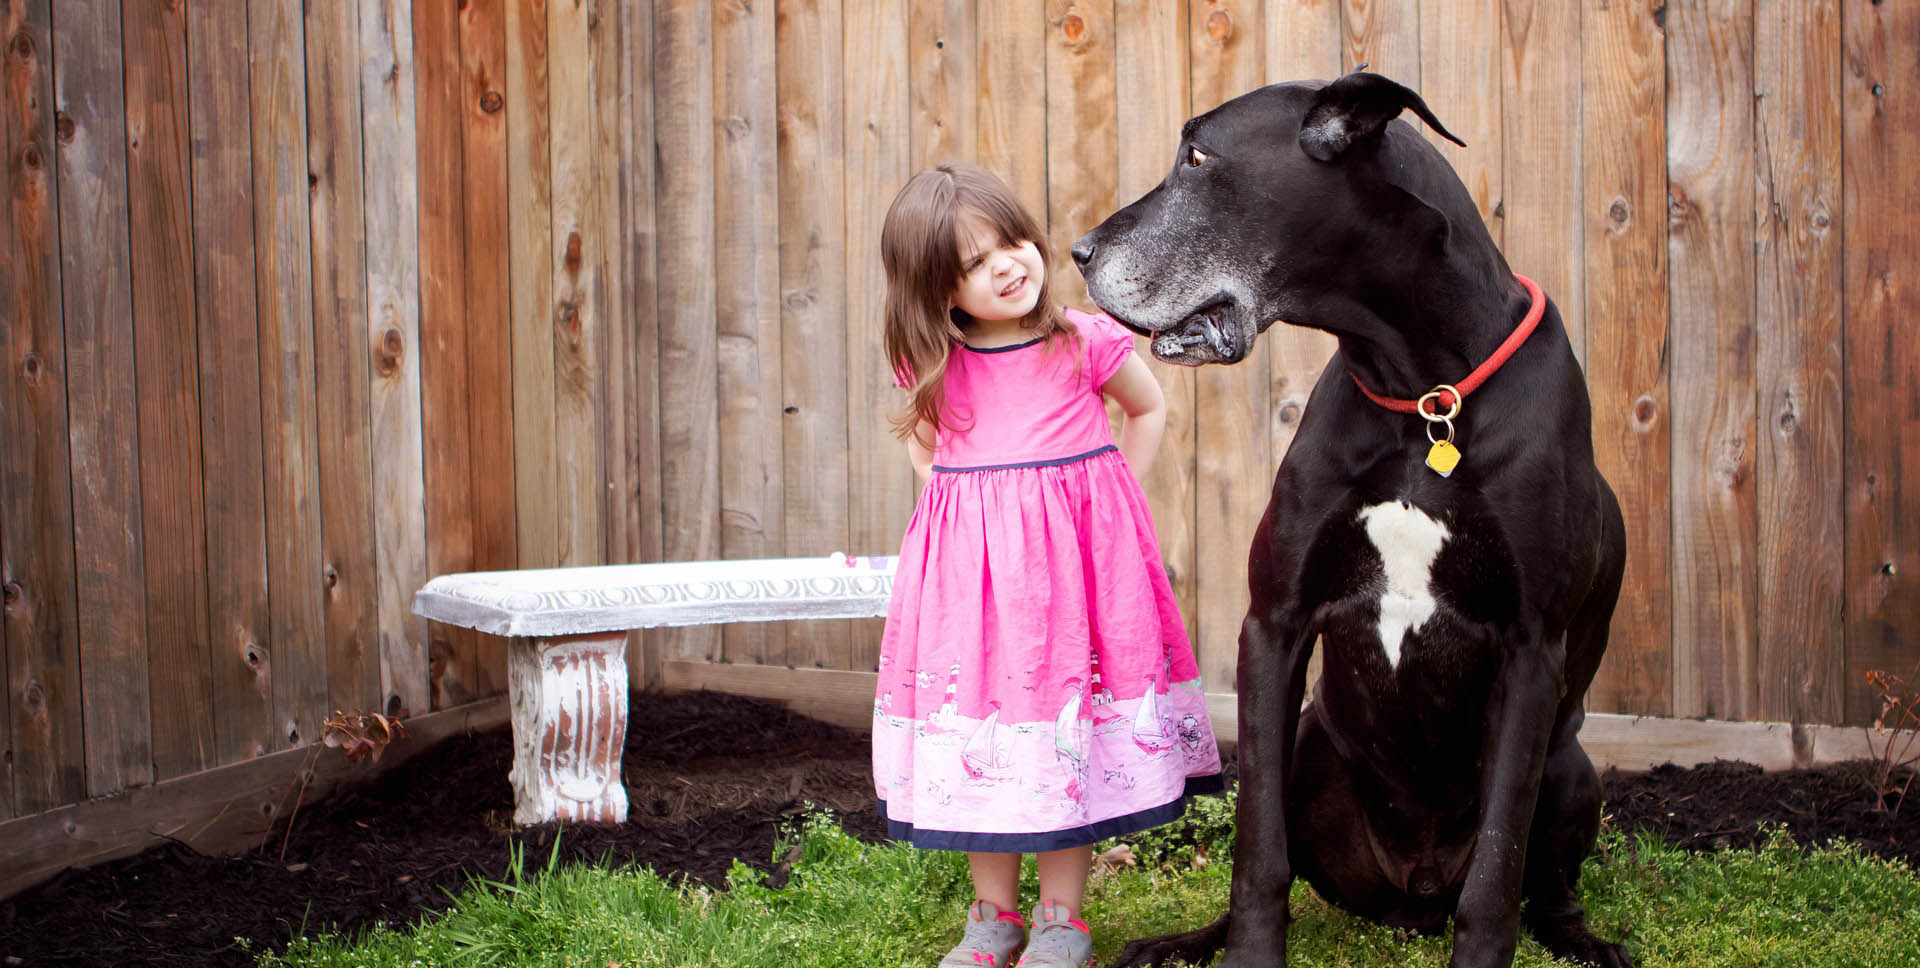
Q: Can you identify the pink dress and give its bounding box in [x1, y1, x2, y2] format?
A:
[872, 309, 1224, 852]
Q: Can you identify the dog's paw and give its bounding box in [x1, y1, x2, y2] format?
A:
[1107, 915, 1231, 968]
[1541, 931, 1632, 968]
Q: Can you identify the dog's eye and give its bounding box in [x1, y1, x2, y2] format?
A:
[1187, 147, 1209, 167]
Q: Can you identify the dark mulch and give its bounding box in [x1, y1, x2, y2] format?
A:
[1, 690, 1913, 967]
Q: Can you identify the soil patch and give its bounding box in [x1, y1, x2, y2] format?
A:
[1, 691, 1913, 967]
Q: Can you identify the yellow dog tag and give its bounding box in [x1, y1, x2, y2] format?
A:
[1426, 440, 1462, 477]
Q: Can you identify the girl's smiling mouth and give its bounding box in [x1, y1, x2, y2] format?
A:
[999, 276, 1027, 298]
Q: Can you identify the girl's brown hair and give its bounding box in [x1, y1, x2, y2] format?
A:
[881, 162, 1075, 441]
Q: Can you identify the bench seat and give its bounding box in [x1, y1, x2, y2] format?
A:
[413, 554, 896, 824]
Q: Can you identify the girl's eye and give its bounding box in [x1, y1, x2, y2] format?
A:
[1187, 147, 1209, 167]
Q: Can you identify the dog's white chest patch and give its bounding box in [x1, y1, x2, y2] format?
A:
[1356, 501, 1450, 667]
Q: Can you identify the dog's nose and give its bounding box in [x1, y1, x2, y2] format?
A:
[1069, 235, 1095, 268]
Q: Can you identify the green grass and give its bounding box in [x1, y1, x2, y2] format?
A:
[257, 799, 1920, 968]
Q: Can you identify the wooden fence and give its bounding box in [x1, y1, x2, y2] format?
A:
[1, 0, 1915, 826]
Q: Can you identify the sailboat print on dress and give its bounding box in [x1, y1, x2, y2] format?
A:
[961, 701, 1014, 782]
[1054, 679, 1089, 804]
[1131, 672, 1175, 755]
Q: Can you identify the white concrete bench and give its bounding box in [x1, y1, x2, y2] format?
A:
[412, 553, 897, 825]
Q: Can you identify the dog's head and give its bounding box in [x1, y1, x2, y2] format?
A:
[1072, 72, 1470, 366]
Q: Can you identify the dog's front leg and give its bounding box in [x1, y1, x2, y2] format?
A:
[1449, 622, 1564, 968]
[1217, 604, 1315, 967]
[1108, 593, 1311, 968]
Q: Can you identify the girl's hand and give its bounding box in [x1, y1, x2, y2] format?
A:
[1102, 352, 1167, 480]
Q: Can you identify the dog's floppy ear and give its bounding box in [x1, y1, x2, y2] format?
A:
[1299, 71, 1467, 162]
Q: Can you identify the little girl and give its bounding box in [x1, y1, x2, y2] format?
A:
[871, 162, 1224, 968]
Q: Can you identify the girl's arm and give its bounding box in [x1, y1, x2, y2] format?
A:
[1102, 352, 1167, 480]
[906, 418, 936, 486]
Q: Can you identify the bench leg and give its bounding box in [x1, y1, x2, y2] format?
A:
[507, 632, 629, 825]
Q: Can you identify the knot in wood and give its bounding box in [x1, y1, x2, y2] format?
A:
[480, 90, 504, 114]
[377, 327, 405, 376]
[23, 353, 43, 383]
[324, 564, 340, 589]
[55, 112, 74, 144]
[1608, 197, 1631, 226]
[2, 579, 21, 607]
[1667, 187, 1691, 225]
[10, 32, 31, 60]
[1206, 10, 1233, 42]
[1632, 394, 1658, 428]
[564, 231, 583, 275]
[24, 680, 45, 707]
[22, 142, 42, 170]
[1061, 14, 1086, 43]
[1277, 401, 1302, 425]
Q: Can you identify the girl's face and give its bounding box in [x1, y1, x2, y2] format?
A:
[951, 213, 1045, 322]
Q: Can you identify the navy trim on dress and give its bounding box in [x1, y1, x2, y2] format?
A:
[931, 444, 1117, 474]
[959, 335, 1046, 354]
[876, 772, 1226, 852]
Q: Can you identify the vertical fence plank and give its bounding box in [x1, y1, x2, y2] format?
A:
[1500, 0, 1583, 362]
[612, 0, 663, 686]
[910, 0, 976, 169]
[187, 0, 276, 759]
[1, 0, 82, 815]
[715, 0, 784, 666]
[1044, 1, 1116, 313]
[593, 0, 628, 574]
[1754, 0, 1843, 725]
[361, 0, 431, 718]
[1189, 0, 1267, 691]
[305, 0, 383, 717]
[414, 0, 479, 708]
[1418, 0, 1500, 238]
[1263, 0, 1341, 691]
[461, 0, 514, 697]
[1583, 0, 1671, 715]
[1667, 0, 1757, 719]
[1262, 4, 1341, 474]
[656, 0, 720, 662]
[249, 0, 327, 749]
[1841, 0, 1920, 724]
[1116, 0, 1195, 656]
[977, 0, 1046, 206]
[550, 0, 606, 574]
[779, 0, 851, 670]
[54, 0, 153, 794]
[844, 0, 912, 672]
[1343, 0, 1418, 82]
[124, 0, 214, 778]
[508, 0, 558, 572]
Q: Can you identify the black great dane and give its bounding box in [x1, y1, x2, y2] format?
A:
[1072, 73, 1632, 968]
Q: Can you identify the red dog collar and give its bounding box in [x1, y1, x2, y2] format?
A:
[1349, 273, 1545, 417]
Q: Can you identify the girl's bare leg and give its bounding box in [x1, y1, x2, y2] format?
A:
[1034, 845, 1094, 916]
[968, 851, 1023, 912]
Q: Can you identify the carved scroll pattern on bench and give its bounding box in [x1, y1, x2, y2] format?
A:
[477, 575, 894, 614]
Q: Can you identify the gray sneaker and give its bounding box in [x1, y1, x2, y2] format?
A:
[937, 899, 1027, 968]
[1016, 900, 1092, 967]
